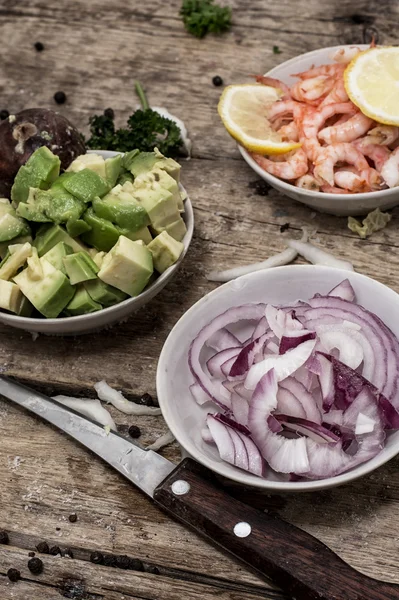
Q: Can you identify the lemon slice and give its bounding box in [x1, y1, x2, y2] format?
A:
[345, 47, 399, 126]
[218, 84, 301, 155]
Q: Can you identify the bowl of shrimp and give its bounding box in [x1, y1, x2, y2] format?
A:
[239, 44, 399, 216]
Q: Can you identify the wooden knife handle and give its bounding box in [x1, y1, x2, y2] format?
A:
[154, 458, 399, 600]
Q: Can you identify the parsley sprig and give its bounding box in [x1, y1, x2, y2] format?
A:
[180, 0, 232, 38]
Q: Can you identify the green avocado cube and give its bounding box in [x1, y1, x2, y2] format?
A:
[41, 242, 73, 273]
[63, 168, 111, 203]
[0, 210, 31, 242]
[81, 208, 120, 251]
[67, 153, 107, 179]
[147, 231, 183, 273]
[63, 251, 99, 285]
[98, 236, 153, 297]
[50, 172, 75, 190]
[0, 279, 25, 313]
[151, 217, 187, 242]
[84, 278, 128, 307]
[0, 234, 32, 259]
[14, 259, 75, 318]
[33, 224, 87, 256]
[45, 193, 86, 225]
[66, 218, 92, 237]
[11, 147, 61, 205]
[92, 190, 150, 231]
[121, 149, 140, 171]
[134, 169, 181, 210]
[0, 242, 32, 281]
[122, 226, 152, 245]
[105, 155, 122, 187]
[27, 248, 44, 281]
[64, 285, 102, 316]
[117, 170, 134, 186]
[17, 202, 52, 223]
[124, 148, 181, 182]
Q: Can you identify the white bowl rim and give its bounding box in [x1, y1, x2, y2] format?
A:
[157, 265, 399, 492]
[239, 43, 392, 203]
[0, 151, 194, 327]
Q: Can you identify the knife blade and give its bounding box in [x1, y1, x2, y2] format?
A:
[1, 375, 398, 600]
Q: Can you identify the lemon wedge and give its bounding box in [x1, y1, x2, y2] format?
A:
[344, 47, 399, 126]
[217, 84, 301, 155]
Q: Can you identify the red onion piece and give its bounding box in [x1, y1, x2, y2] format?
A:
[190, 383, 212, 406]
[276, 414, 340, 444]
[280, 377, 322, 423]
[231, 393, 249, 426]
[206, 328, 242, 352]
[279, 331, 316, 354]
[251, 316, 269, 340]
[277, 387, 307, 419]
[328, 279, 356, 302]
[229, 333, 270, 378]
[207, 347, 241, 378]
[189, 304, 266, 410]
[265, 305, 304, 339]
[245, 338, 316, 390]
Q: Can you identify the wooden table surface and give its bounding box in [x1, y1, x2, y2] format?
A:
[1, 1, 399, 598]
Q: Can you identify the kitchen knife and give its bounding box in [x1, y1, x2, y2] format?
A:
[1, 375, 398, 600]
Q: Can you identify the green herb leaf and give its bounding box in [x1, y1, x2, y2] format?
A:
[273, 45, 282, 54]
[180, 0, 232, 38]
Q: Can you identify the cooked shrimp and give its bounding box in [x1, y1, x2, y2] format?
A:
[291, 76, 334, 104]
[278, 121, 299, 142]
[293, 63, 345, 80]
[253, 75, 291, 100]
[354, 138, 391, 172]
[334, 170, 370, 192]
[268, 100, 304, 123]
[320, 76, 349, 105]
[380, 147, 399, 187]
[330, 46, 362, 64]
[296, 174, 320, 191]
[365, 125, 399, 146]
[314, 143, 371, 186]
[320, 184, 351, 194]
[318, 113, 374, 144]
[252, 148, 308, 180]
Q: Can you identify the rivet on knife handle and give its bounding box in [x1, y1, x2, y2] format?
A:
[154, 458, 399, 600]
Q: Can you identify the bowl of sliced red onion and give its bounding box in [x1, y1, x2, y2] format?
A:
[239, 45, 399, 216]
[157, 265, 399, 491]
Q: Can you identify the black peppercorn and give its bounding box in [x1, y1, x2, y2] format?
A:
[28, 557, 43, 575]
[49, 546, 61, 556]
[0, 531, 9, 544]
[34, 42, 44, 52]
[104, 108, 115, 120]
[29, 551, 35, 557]
[54, 91, 66, 105]
[138, 393, 153, 406]
[130, 558, 144, 571]
[116, 555, 131, 569]
[36, 541, 49, 554]
[212, 75, 223, 86]
[146, 565, 160, 575]
[64, 548, 74, 558]
[90, 551, 104, 564]
[128, 425, 141, 439]
[7, 568, 20, 582]
[68, 513, 77, 523]
[280, 222, 290, 233]
[0, 110, 10, 120]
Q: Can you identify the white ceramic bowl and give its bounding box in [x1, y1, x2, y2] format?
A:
[0, 151, 194, 335]
[157, 265, 399, 492]
[239, 45, 399, 216]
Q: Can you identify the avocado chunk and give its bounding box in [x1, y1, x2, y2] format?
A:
[92, 188, 150, 231]
[81, 208, 120, 251]
[62, 169, 110, 203]
[27, 248, 44, 281]
[50, 172, 75, 191]
[151, 216, 187, 242]
[88, 250, 106, 268]
[121, 149, 140, 171]
[11, 147, 61, 205]
[66, 218, 92, 237]
[122, 226, 152, 245]
[134, 169, 181, 211]
[98, 236, 153, 296]
[0, 242, 32, 281]
[117, 170, 134, 186]
[131, 181, 178, 227]
[124, 148, 181, 182]
[41, 242, 73, 273]
[67, 153, 107, 180]
[84, 278, 127, 307]
[63, 251, 99, 285]
[0, 280, 25, 313]
[147, 231, 183, 273]
[0, 198, 31, 242]
[33, 224, 87, 256]
[14, 258, 75, 318]
[105, 155, 122, 187]
[0, 234, 32, 259]
[64, 285, 102, 316]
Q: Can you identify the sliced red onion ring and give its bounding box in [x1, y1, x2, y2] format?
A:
[229, 333, 270, 378]
[265, 305, 304, 339]
[277, 387, 307, 419]
[248, 369, 310, 474]
[234, 382, 253, 401]
[355, 412, 376, 435]
[189, 304, 266, 410]
[190, 382, 212, 406]
[206, 347, 241, 378]
[317, 330, 363, 370]
[251, 316, 269, 340]
[231, 393, 249, 426]
[206, 328, 242, 352]
[245, 338, 316, 390]
[276, 414, 340, 444]
[328, 279, 356, 302]
[280, 377, 322, 423]
[279, 331, 316, 354]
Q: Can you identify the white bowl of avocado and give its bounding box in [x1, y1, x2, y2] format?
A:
[0, 149, 193, 334]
